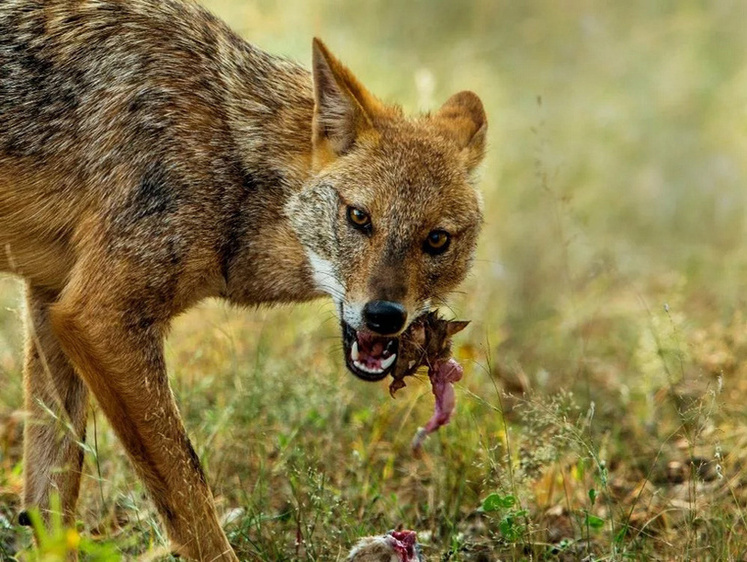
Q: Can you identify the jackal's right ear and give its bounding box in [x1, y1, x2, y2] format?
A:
[434, 91, 487, 173]
[311, 38, 382, 156]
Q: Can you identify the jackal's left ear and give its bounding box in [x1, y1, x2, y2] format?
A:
[435, 91, 487, 173]
[311, 38, 384, 156]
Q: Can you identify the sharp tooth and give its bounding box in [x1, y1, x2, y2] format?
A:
[351, 341, 360, 361]
[353, 360, 383, 374]
[380, 353, 397, 370]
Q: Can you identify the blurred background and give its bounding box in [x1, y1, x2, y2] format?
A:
[2, 0, 747, 559]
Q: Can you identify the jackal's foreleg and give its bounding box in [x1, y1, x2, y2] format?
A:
[49, 264, 237, 561]
[22, 284, 89, 532]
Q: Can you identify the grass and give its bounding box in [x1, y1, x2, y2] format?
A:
[2, 0, 747, 560]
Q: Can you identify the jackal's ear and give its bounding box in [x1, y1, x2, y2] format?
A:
[446, 320, 470, 338]
[311, 38, 382, 156]
[435, 91, 487, 173]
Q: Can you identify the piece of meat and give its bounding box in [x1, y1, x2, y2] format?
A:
[346, 530, 423, 562]
[388, 312, 469, 450]
[411, 358, 464, 450]
[389, 312, 468, 393]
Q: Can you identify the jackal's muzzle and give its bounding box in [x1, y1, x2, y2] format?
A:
[342, 321, 400, 381]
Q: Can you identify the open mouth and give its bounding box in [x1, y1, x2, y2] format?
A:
[342, 321, 399, 381]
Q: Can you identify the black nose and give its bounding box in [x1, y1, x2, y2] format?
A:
[363, 300, 407, 335]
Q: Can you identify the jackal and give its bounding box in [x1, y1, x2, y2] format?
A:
[0, 0, 486, 559]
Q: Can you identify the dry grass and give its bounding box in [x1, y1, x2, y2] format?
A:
[2, 1, 747, 560]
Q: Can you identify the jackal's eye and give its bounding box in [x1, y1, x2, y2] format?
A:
[424, 230, 451, 255]
[347, 206, 372, 233]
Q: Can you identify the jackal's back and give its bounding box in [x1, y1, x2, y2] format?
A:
[0, 0, 309, 167]
[0, 0, 314, 290]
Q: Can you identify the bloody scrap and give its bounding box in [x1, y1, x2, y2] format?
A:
[346, 529, 422, 561]
[389, 311, 469, 450]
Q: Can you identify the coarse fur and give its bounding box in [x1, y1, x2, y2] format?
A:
[0, 0, 487, 559]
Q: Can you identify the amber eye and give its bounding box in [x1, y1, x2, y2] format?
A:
[347, 206, 372, 232]
[424, 230, 451, 255]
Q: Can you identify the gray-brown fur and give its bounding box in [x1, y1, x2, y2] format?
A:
[0, 1, 486, 559]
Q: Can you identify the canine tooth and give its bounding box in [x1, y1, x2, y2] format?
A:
[351, 341, 360, 361]
[380, 354, 397, 370]
[353, 360, 383, 374]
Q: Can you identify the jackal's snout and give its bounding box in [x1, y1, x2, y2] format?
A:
[362, 300, 407, 336]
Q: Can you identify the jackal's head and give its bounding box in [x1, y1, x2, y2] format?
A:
[287, 39, 486, 382]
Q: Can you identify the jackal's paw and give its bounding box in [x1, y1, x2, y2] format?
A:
[18, 510, 31, 527]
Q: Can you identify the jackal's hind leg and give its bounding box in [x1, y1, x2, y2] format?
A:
[22, 284, 89, 529]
